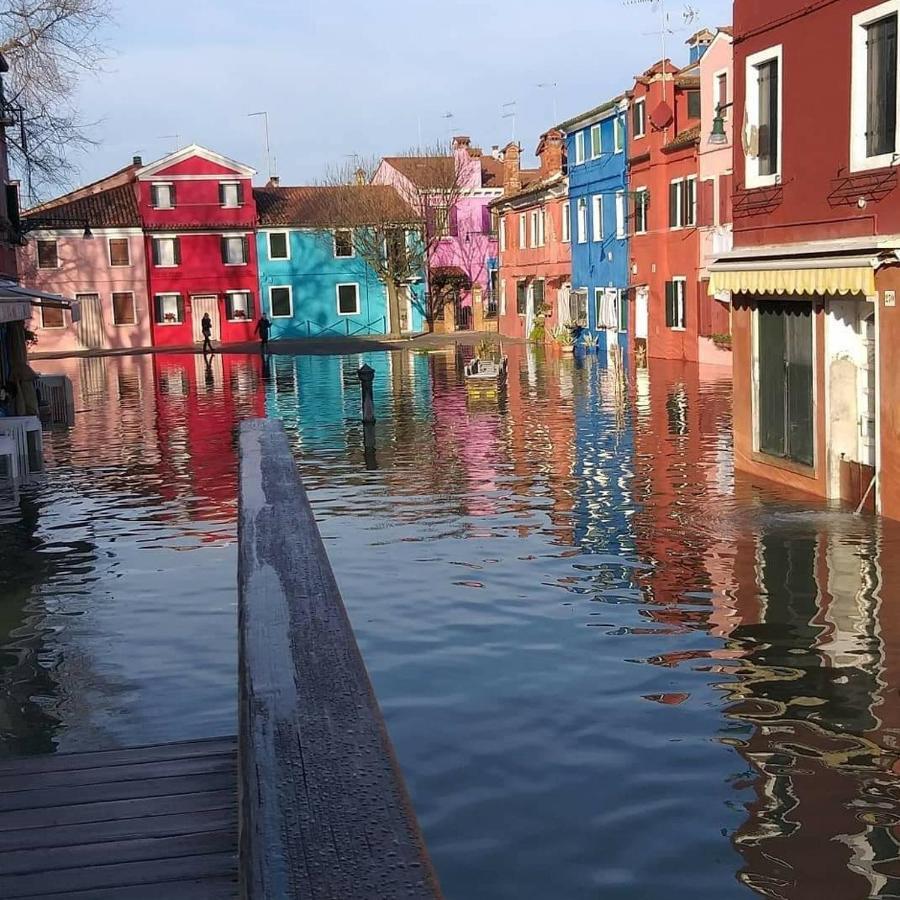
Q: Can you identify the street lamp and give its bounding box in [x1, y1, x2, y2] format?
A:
[708, 102, 733, 145]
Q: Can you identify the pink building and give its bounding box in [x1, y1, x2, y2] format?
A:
[19, 163, 152, 354]
[374, 137, 502, 332]
[697, 26, 734, 361]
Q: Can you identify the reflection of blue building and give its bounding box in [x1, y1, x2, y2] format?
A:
[254, 186, 426, 339]
[559, 97, 629, 355]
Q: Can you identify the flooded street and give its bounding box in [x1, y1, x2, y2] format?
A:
[2, 344, 900, 899]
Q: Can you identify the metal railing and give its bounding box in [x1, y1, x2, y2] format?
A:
[300, 317, 388, 338]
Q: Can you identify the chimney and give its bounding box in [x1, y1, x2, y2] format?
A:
[266, 175, 280, 188]
[687, 28, 715, 64]
[452, 135, 471, 150]
[536, 130, 565, 179]
[355, 168, 366, 186]
[503, 142, 521, 193]
[132, 155, 143, 167]
[491, 145, 501, 160]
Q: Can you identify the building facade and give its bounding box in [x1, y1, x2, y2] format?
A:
[561, 96, 630, 356]
[254, 184, 426, 338]
[712, 0, 900, 518]
[137, 145, 259, 349]
[493, 131, 570, 341]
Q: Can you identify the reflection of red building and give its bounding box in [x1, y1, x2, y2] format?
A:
[138, 146, 259, 348]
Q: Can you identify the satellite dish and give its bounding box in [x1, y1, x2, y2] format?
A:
[650, 101, 674, 130]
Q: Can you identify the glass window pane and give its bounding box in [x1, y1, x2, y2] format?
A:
[338, 284, 358, 314]
[271, 288, 292, 317]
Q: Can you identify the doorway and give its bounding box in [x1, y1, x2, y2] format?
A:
[859, 310, 876, 467]
[75, 293, 104, 349]
[191, 296, 220, 343]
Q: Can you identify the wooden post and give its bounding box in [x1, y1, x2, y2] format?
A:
[358, 364, 376, 423]
[238, 419, 442, 899]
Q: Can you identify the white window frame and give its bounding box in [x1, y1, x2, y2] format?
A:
[633, 98, 647, 139]
[590, 124, 602, 158]
[614, 116, 625, 153]
[220, 181, 242, 208]
[575, 130, 586, 165]
[155, 292, 182, 326]
[154, 237, 178, 268]
[108, 237, 131, 267]
[670, 277, 687, 331]
[519, 213, 527, 248]
[615, 191, 626, 238]
[745, 44, 784, 188]
[670, 178, 684, 229]
[268, 231, 290, 261]
[530, 209, 539, 248]
[576, 197, 588, 244]
[111, 291, 136, 327]
[685, 176, 697, 227]
[333, 228, 355, 258]
[851, 1, 900, 172]
[269, 284, 293, 319]
[151, 182, 175, 209]
[222, 234, 247, 266]
[591, 195, 603, 242]
[336, 282, 360, 316]
[634, 187, 649, 234]
[226, 289, 252, 322]
[499, 216, 507, 252]
[561, 201, 571, 243]
[538, 207, 545, 246]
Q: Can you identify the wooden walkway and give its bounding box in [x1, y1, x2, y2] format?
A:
[0, 736, 238, 899]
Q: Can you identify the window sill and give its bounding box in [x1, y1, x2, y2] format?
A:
[271, 314, 293, 319]
[750, 450, 816, 478]
[110, 263, 132, 268]
[224, 262, 248, 267]
[113, 322, 137, 328]
[156, 321, 183, 327]
[848, 157, 898, 176]
[338, 312, 361, 317]
[333, 254, 356, 259]
[668, 326, 687, 332]
[155, 265, 179, 269]
[744, 174, 780, 190]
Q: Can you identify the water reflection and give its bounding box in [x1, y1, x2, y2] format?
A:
[1, 345, 900, 898]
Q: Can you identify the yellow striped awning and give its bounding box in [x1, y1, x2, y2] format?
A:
[708, 256, 877, 298]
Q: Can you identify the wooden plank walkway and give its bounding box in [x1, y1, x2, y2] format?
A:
[0, 736, 238, 899]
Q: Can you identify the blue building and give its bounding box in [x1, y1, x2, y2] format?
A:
[559, 96, 630, 356]
[254, 185, 426, 339]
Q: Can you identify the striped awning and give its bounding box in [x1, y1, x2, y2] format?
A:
[708, 254, 879, 298]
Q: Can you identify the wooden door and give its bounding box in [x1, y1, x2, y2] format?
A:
[75, 294, 104, 349]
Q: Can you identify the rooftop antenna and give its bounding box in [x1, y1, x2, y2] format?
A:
[537, 83, 559, 123]
[501, 101, 517, 143]
[248, 112, 273, 180]
[441, 111, 455, 143]
[158, 134, 181, 152]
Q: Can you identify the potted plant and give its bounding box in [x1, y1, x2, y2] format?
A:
[710, 332, 732, 351]
[554, 324, 575, 354]
[581, 332, 599, 353]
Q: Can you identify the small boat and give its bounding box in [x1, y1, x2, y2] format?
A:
[464, 355, 508, 393]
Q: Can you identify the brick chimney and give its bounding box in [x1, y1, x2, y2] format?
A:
[536, 130, 565, 179]
[267, 175, 280, 188]
[132, 155, 143, 167]
[503, 142, 521, 193]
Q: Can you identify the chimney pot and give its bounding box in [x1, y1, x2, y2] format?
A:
[132, 155, 142, 167]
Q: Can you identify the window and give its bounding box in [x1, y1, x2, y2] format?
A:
[590, 123, 602, 158]
[538, 208, 545, 246]
[532, 279, 545, 314]
[333, 229, 354, 258]
[665, 279, 687, 330]
[745, 46, 783, 187]
[151, 183, 175, 209]
[687, 90, 701, 119]
[717, 72, 729, 111]
[633, 98, 646, 138]
[685, 177, 697, 226]
[576, 197, 588, 243]
[108, 238, 130, 267]
[499, 216, 507, 252]
[269, 286, 292, 318]
[614, 116, 625, 153]
[112, 292, 136, 325]
[561, 201, 571, 242]
[852, 3, 900, 171]
[37, 240, 58, 269]
[519, 213, 527, 248]
[756, 300, 814, 465]
[154, 293, 183, 325]
[268, 232, 289, 260]
[592, 195, 603, 242]
[530, 210, 539, 248]
[575, 130, 586, 165]
[226, 290, 253, 321]
[570, 289, 588, 325]
[618, 289, 628, 332]
[668, 178, 696, 228]
[634, 188, 649, 234]
[516, 279, 527, 315]
[594, 288, 604, 329]
[219, 182, 243, 208]
[336, 283, 360, 315]
[41, 304, 64, 328]
[615, 191, 626, 238]
[433, 205, 450, 238]
[221, 235, 248, 265]
[152, 237, 180, 267]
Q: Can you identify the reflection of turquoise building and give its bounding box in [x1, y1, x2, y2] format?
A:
[254, 186, 426, 339]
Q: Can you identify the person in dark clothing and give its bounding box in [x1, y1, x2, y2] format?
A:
[254, 315, 271, 355]
[201, 313, 214, 354]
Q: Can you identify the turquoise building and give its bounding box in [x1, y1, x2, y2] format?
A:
[254, 186, 426, 338]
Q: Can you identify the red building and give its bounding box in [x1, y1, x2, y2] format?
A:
[628, 31, 722, 363]
[712, 1, 900, 519]
[137, 146, 259, 348]
[492, 131, 571, 340]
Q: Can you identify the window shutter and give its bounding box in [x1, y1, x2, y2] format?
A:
[699, 180, 715, 227]
[238, 182, 245, 205]
[176, 295, 185, 323]
[225, 294, 234, 320]
[152, 239, 160, 266]
[246, 291, 254, 319]
[220, 237, 228, 264]
[174, 238, 181, 265]
[669, 182, 679, 228]
[219, 183, 225, 206]
[719, 174, 733, 224]
[665, 281, 675, 327]
[170, 184, 177, 207]
[242, 236, 249, 263]
[154, 295, 163, 324]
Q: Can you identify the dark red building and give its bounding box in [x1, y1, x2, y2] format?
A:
[137, 146, 259, 348]
[713, 0, 900, 519]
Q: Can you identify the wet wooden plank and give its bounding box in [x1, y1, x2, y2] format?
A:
[40, 876, 237, 899]
[238, 418, 442, 899]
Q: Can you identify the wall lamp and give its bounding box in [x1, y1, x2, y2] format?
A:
[709, 102, 734, 145]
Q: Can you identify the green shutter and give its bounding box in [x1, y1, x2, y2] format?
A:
[665, 281, 675, 327]
[225, 293, 234, 320]
[245, 291, 254, 319]
[154, 294, 163, 323]
[174, 238, 181, 265]
[785, 304, 814, 465]
[758, 301, 788, 458]
[151, 240, 159, 266]
[242, 236, 249, 263]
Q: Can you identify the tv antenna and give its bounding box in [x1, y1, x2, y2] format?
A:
[501, 101, 517, 143]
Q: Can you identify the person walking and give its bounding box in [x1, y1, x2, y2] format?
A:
[201, 312, 214, 355]
[254, 314, 271, 355]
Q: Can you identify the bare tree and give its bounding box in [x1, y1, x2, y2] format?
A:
[0, 0, 111, 200]
[319, 144, 469, 335]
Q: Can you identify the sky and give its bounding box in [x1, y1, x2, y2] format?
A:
[67, 0, 733, 192]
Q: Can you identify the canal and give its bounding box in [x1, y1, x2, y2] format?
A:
[2, 344, 900, 899]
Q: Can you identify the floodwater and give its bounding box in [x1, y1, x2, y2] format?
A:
[2, 344, 900, 899]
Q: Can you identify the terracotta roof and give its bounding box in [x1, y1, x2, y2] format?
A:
[675, 76, 701, 89]
[718, 25, 734, 37]
[254, 185, 416, 227]
[23, 182, 140, 229]
[480, 155, 504, 188]
[382, 156, 455, 189]
[663, 124, 702, 152]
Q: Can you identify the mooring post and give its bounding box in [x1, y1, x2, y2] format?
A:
[358, 364, 376, 423]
